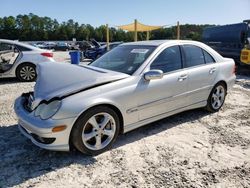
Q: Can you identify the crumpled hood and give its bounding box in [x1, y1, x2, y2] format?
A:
[33, 62, 129, 107]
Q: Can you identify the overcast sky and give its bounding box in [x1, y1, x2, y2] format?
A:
[1, 0, 249, 27]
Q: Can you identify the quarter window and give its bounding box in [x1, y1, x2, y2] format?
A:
[183, 45, 205, 67]
[203, 50, 215, 63]
[150, 46, 182, 73]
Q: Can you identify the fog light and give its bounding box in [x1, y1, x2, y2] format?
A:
[52, 125, 67, 132]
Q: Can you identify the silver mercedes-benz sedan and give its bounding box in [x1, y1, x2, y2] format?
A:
[15, 40, 236, 155]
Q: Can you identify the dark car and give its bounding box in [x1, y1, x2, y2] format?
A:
[54, 42, 71, 51]
[71, 41, 94, 51]
[45, 42, 56, 50]
[33, 42, 47, 49]
[85, 42, 123, 60]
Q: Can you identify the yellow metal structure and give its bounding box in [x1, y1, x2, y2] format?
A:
[106, 24, 110, 51]
[134, 19, 138, 41]
[118, 19, 163, 41]
[118, 20, 162, 32]
[146, 31, 150, 40]
[177, 21, 180, 40]
[240, 48, 250, 64]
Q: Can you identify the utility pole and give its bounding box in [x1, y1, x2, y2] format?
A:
[146, 31, 150, 40]
[106, 24, 110, 51]
[177, 21, 180, 40]
[134, 19, 138, 42]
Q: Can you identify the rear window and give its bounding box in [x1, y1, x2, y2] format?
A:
[203, 50, 215, 63]
[16, 45, 32, 51]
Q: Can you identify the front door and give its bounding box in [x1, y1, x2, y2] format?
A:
[137, 45, 189, 121]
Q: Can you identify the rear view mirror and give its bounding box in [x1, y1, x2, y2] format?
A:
[144, 69, 163, 81]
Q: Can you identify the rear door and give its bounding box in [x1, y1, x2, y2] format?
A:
[182, 44, 219, 104]
[0, 42, 20, 74]
[137, 45, 189, 120]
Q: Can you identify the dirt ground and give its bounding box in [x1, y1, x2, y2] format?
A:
[0, 60, 249, 187]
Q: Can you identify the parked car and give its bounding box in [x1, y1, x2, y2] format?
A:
[71, 41, 94, 51]
[54, 42, 71, 51]
[85, 42, 122, 60]
[15, 40, 236, 155]
[90, 38, 102, 48]
[34, 42, 47, 49]
[202, 20, 250, 65]
[45, 42, 56, 50]
[0, 39, 54, 81]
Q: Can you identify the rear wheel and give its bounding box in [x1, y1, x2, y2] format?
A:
[206, 83, 227, 112]
[16, 63, 37, 82]
[71, 106, 120, 155]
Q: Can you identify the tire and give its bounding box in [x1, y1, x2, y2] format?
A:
[206, 82, 227, 112]
[71, 106, 120, 155]
[16, 63, 37, 82]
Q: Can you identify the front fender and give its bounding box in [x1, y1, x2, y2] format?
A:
[52, 94, 125, 121]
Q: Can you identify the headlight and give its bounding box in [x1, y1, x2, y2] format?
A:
[35, 100, 61, 120]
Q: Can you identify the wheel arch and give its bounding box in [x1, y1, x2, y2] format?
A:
[15, 62, 36, 76]
[214, 80, 227, 92]
[69, 103, 125, 150]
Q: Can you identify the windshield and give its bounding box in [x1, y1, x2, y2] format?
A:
[89, 45, 156, 75]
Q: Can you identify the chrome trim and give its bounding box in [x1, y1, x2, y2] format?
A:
[144, 69, 163, 81]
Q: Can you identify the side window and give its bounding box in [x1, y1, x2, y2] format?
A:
[0, 43, 18, 65]
[203, 50, 215, 63]
[16, 45, 31, 51]
[0, 43, 13, 51]
[150, 46, 182, 73]
[183, 45, 205, 67]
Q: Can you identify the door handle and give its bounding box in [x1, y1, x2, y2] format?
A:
[178, 74, 188, 81]
[209, 67, 216, 74]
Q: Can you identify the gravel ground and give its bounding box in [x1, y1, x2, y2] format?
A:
[0, 61, 249, 187]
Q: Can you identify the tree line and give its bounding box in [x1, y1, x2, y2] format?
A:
[0, 13, 214, 42]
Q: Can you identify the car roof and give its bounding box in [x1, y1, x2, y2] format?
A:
[0, 39, 43, 51]
[121, 40, 205, 47]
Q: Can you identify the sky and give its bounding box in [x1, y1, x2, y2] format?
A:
[0, 0, 249, 27]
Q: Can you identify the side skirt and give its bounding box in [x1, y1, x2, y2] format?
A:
[123, 100, 207, 133]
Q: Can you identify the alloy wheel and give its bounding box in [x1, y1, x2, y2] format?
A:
[20, 65, 36, 81]
[82, 112, 116, 151]
[211, 85, 225, 110]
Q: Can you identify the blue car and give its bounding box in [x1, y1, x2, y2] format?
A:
[85, 42, 122, 60]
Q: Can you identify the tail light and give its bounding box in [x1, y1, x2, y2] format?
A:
[41, 52, 53, 58]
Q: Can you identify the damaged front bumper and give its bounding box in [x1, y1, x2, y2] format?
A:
[14, 95, 76, 151]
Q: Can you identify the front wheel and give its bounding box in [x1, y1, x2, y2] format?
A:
[206, 83, 227, 112]
[16, 63, 37, 82]
[71, 106, 120, 155]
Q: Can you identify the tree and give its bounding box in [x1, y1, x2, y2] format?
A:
[0, 13, 214, 42]
[1, 16, 17, 39]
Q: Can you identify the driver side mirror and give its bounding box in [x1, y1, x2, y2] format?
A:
[144, 69, 163, 81]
